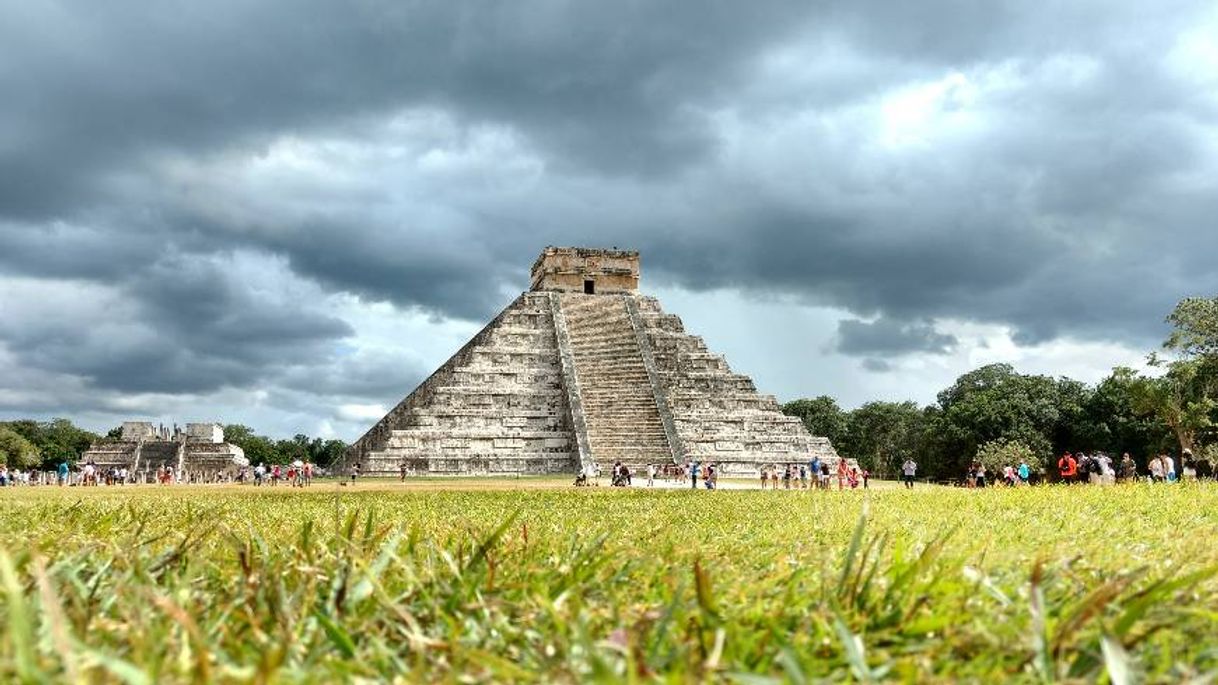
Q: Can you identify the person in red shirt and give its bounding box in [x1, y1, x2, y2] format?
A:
[1057, 452, 1078, 484]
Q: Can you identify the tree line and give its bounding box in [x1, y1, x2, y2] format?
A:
[782, 296, 1218, 480]
[0, 420, 347, 469]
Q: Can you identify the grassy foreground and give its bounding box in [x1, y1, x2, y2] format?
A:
[1, 482, 1217, 683]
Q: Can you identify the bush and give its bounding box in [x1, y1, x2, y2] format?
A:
[975, 438, 1038, 476]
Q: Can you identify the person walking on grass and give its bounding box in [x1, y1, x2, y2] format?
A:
[1018, 460, 1031, 485]
[836, 459, 849, 490]
[902, 458, 917, 489]
[689, 461, 699, 490]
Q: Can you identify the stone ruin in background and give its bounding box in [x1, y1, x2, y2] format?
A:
[82, 421, 249, 480]
[345, 246, 840, 477]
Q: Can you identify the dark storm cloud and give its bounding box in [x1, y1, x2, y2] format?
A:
[1, 0, 1217, 415]
[0, 0, 818, 218]
[0, 253, 351, 394]
[836, 318, 958, 356]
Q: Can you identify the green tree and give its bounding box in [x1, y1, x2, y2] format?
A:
[223, 424, 279, 465]
[0, 426, 41, 467]
[313, 439, 348, 467]
[841, 401, 924, 478]
[1086, 367, 1174, 463]
[275, 437, 308, 464]
[926, 364, 1062, 478]
[781, 396, 849, 448]
[1128, 358, 1217, 454]
[1164, 296, 1218, 358]
[3, 418, 98, 469]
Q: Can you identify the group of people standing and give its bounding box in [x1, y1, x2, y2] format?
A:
[251, 462, 314, 486]
[760, 459, 869, 490]
[1053, 449, 1207, 484]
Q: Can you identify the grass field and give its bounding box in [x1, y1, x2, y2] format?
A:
[2, 481, 1217, 683]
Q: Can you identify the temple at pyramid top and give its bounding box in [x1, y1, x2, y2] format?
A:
[344, 246, 839, 477]
[530, 246, 640, 294]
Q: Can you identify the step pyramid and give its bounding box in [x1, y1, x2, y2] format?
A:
[346, 247, 839, 477]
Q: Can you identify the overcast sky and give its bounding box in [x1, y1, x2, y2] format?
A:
[2, 1, 1216, 439]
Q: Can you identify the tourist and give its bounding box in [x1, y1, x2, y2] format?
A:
[1017, 461, 1030, 485]
[836, 459, 849, 490]
[1119, 453, 1137, 481]
[57, 461, 69, 486]
[1077, 452, 1093, 483]
[974, 462, 986, 488]
[902, 458, 917, 489]
[760, 466, 769, 490]
[820, 461, 830, 489]
[400, 462, 407, 482]
[772, 466, 781, 490]
[1057, 452, 1078, 484]
[848, 467, 859, 489]
[304, 462, 313, 486]
[781, 465, 791, 490]
[350, 463, 360, 484]
[1165, 453, 1177, 482]
[1002, 465, 1016, 487]
[689, 461, 699, 490]
[272, 464, 281, 486]
[646, 463, 655, 487]
[799, 464, 808, 489]
[1181, 449, 1197, 480]
[862, 468, 870, 489]
[1149, 454, 1165, 482]
[704, 462, 716, 490]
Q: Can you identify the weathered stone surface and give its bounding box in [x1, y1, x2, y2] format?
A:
[82, 422, 249, 479]
[344, 247, 840, 476]
[352, 291, 579, 477]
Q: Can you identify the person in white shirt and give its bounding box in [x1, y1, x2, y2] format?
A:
[646, 464, 655, 487]
[1149, 455, 1165, 482]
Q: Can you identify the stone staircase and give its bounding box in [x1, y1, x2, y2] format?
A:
[559, 294, 673, 469]
[358, 292, 579, 476]
[632, 295, 840, 476]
